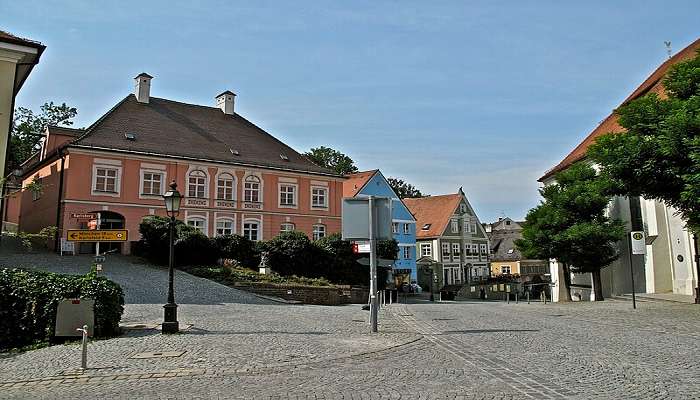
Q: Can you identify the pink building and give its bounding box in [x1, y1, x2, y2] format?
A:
[19, 74, 343, 254]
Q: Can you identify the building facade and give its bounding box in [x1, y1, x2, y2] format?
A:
[540, 38, 700, 301]
[404, 189, 489, 290]
[18, 74, 343, 254]
[343, 170, 417, 284]
[484, 218, 548, 280]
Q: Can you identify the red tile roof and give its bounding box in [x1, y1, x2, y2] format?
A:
[540, 38, 700, 182]
[343, 170, 378, 197]
[403, 194, 462, 238]
[0, 30, 44, 49]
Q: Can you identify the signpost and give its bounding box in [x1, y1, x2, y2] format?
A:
[629, 231, 646, 309]
[342, 196, 392, 333]
[67, 230, 128, 242]
[71, 213, 96, 220]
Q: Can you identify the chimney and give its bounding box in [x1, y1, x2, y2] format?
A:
[134, 73, 153, 103]
[216, 90, 236, 115]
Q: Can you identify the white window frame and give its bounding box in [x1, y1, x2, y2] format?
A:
[420, 243, 432, 257]
[280, 222, 295, 233]
[464, 221, 471, 233]
[92, 164, 122, 197]
[441, 243, 450, 261]
[216, 172, 236, 201]
[392, 223, 399, 234]
[311, 186, 328, 209]
[403, 246, 411, 260]
[188, 169, 209, 199]
[403, 223, 410, 235]
[140, 169, 165, 197]
[452, 243, 460, 256]
[215, 218, 235, 236]
[243, 219, 261, 241]
[187, 217, 207, 235]
[472, 223, 478, 233]
[244, 174, 262, 203]
[312, 224, 326, 241]
[501, 265, 511, 275]
[278, 182, 298, 208]
[480, 243, 488, 255]
[451, 219, 459, 233]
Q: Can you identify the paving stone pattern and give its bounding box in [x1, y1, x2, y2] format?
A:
[1, 251, 700, 399]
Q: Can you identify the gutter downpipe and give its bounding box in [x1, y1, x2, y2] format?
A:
[53, 148, 66, 253]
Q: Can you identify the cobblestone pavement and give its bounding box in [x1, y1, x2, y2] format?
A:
[2, 251, 700, 399]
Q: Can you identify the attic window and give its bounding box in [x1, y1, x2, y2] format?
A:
[124, 133, 137, 140]
[230, 148, 240, 156]
[507, 249, 514, 254]
[422, 224, 431, 230]
[280, 154, 290, 161]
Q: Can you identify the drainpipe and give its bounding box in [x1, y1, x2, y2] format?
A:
[53, 148, 66, 252]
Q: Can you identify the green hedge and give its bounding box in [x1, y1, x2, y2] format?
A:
[0, 268, 125, 351]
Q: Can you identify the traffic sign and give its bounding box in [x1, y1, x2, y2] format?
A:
[352, 241, 370, 254]
[67, 230, 128, 242]
[630, 231, 646, 255]
[71, 213, 96, 220]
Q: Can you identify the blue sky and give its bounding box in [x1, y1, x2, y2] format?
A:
[3, 1, 699, 222]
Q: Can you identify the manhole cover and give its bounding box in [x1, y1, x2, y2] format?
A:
[129, 351, 186, 359]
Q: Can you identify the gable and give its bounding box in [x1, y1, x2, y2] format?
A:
[357, 171, 415, 221]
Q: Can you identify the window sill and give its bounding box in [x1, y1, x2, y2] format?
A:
[91, 191, 120, 197]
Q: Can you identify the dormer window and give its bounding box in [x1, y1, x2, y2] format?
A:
[422, 224, 431, 230]
[230, 148, 240, 156]
[280, 154, 290, 161]
[124, 132, 137, 141]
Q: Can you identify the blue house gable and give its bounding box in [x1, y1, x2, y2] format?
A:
[345, 170, 418, 283]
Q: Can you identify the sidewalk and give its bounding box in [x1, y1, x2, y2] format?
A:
[617, 292, 695, 304]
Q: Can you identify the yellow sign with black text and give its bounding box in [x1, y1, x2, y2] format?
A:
[67, 230, 128, 242]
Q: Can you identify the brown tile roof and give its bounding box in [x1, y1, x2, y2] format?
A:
[72, 94, 339, 176]
[0, 30, 45, 49]
[403, 194, 462, 238]
[343, 170, 378, 197]
[47, 125, 84, 137]
[540, 38, 700, 182]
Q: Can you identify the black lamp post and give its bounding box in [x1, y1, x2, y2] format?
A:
[162, 181, 182, 334]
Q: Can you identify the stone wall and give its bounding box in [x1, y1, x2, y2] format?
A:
[233, 282, 369, 306]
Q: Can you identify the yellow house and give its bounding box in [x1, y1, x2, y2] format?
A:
[485, 218, 547, 277]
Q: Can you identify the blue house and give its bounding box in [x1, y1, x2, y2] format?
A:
[343, 170, 417, 284]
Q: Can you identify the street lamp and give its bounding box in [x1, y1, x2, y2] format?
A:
[162, 181, 182, 334]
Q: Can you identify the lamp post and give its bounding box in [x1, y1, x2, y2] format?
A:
[162, 181, 182, 334]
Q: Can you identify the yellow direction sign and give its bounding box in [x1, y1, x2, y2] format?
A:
[67, 230, 128, 242]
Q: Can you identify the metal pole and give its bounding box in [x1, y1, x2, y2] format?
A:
[527, 289, 530, 304]
[628, 234, 637, 309]
[77, 324, 88, 370]
[95, 212, 101, 257]
[693, 234, 700, 304]
[368, 196, 378, 333]
[162, 216, 179, 333]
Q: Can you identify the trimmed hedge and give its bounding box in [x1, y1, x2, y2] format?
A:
[0, 268, 124, 351]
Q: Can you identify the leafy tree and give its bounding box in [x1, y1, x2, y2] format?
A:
[304, 146, 358, 175]
[588, 50, 700, 233]
[516, 163, 625, 300]
[6, 102, 78, 175]
[387, 177, 423, 198]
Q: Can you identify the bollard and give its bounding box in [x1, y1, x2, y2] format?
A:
[76, 325, 88, 370]
[516, 293, 519, 304]
[527, 291, 530, 304]
[389, 290, 393, 305]
[506, 292, 510, 304]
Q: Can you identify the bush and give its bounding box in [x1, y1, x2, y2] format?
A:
[214, 234, 260, 268]
[260, 231, 322, 277]
[175, 231, 219, 266]
[0, 268, 125, 350]
[138, 216, 197, 264]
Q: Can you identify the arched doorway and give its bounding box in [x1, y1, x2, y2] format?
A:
[78, 211, 126, 254]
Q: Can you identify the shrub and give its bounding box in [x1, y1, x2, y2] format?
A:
[214, 234, 260, 268]
[260, 231, 326, 277]
[175, 231, 219, 266]
[138, 216, 196, 264]
[0, 268, 124, 350]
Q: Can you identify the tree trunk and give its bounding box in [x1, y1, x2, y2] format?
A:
[560, 263, 572, 302]
[592, 269, 604, 301]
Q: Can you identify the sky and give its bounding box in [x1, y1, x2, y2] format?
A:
[3, 1, 699, 222]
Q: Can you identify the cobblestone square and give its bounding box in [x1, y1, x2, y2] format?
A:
[1, 253, 700, 399]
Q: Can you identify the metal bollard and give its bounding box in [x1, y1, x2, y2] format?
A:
[389, 289, 393, 305]
[527, 291, 530, 304]
[516, 293, 519, 304]
[76, 325, 88, 370]
[506, 292, 510, 304]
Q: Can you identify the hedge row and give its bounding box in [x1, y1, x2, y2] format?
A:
[0, 268, 125, 351]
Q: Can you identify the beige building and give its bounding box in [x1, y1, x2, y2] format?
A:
[484, 218, 548, 278]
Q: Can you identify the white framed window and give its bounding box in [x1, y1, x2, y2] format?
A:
[311, 187, 328, 208]
[403, 224, 410, 234]
[441, 243, 450, 260]
[420, 243, 432, 257]
[312, 224, 326, 241]
[243, 220, 260, 241]
[403, 246, 411, 259]
[460, 204, 467, 213]
[216, 173, 235, 200]
[480, 244, 488, 254]
[464, 221, 471, 233]
[188, 170, 208, 198]
[392, 223, 399, 234]
[472, 244, 479, 255]
[451, 219, 459, 233]
[501, 265, 511, 275]
[281, 222, 295, 233]
[244, 175, 261, 203]
[215, 218, 235, 236]
[187, 217, 207, 234]
[452, 243, 460, 256]
[141, 170, 164, 196]
[279, 183, 297, 207]
[472, 223, 478, 233]
[93, 166, 120, 194]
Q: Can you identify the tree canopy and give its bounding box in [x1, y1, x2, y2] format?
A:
[587, 50, 700, 232]
[7, 102, 78, 175]
[303, 146, 358, 175]
[387, 177, 423, 199]
[516, 163, 625, 300]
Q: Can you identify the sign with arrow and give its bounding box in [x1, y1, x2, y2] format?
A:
[67, 230, 128, 242]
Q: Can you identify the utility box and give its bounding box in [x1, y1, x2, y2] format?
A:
[55, 298, 95, 337]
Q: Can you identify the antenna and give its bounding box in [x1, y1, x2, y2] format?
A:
[665, 41, 672, 59]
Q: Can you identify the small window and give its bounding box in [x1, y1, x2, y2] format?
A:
[311, 187, 328, 208]
[188, 170, 207, 198]
[506, 220, 511, 225]
[95, 167, 119, 193]
[422, 224, 431, 230]
[281, 223, 295, 233]
[403, 224, 410, 234]
[215, 219, 234, 236]
[507, 248, 514, 254]
[452, 243, 460, 255]
[441, 243, 450, 255]
[464, 221, 471, 233]
[312, 224, 326, 241]
[403, 246, 411, 259]
[280, 154, 290, 161]
[501, 265, 511, 275]
[187, 218, 206, 234]
[451, 219, 459, 233]
[124, 132, 137, 140]
[243, 220, 260, 241]
[142, 171, 163, 195]
[217, 173, 235, 200]
[244, 175, 261, 203]
[392, 223, 399, 234]
[279, 184, 296, 206]
[460, 204, 466, 213]
[420, 243, 432, 257]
